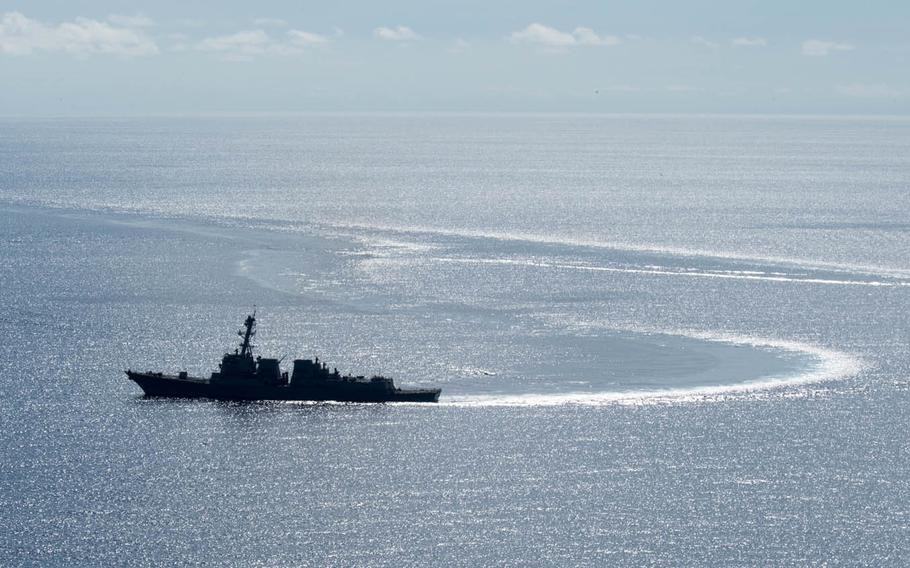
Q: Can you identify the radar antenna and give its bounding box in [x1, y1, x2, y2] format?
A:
[238, 310, 256, 358]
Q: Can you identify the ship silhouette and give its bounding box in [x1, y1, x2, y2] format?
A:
[126, 313, 441, 403]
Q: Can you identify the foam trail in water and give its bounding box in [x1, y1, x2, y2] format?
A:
[430, 257, 910, 288]
[325, 221, 910, 280]
[442, 331, 863, 407]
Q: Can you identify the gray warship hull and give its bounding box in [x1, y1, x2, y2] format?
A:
[126, 313, 442, 403]
[127, 371, 441, 403]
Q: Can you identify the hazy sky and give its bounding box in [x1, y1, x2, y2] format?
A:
[2, 1, 908, 115]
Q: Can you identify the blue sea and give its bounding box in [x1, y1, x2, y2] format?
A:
[1, 114, 909, 566]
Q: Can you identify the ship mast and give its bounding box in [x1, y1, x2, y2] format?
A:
[238, 311, 256, 358]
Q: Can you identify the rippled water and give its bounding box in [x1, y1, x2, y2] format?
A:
[1, 115, 909, 566]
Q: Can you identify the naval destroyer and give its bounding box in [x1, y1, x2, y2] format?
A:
[126, 313, 441, 403]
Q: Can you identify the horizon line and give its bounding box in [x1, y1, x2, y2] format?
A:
[2, 110, 910, 120]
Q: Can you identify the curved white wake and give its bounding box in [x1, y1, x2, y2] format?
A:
[428, 256, 910, 288]
[442, 331, 863, 407]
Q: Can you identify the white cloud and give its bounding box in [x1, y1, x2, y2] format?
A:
[510, 23, 620, 48]
[288, 29, 329, 47]
[666, 84, 699, 92]
[197, 28, 329, 60]
[732, 36, 766, 47]
[253, 18, 288, 28]
[836, 83, 901, 98]
[197, 29, 272, 59]
[802, 39, 854, 56]
[511, 23, 574, 47]
[689, 35, 718, 49]
[0, 11, 158, 56]
[107, 14, 155, 28]
[572, 27, 620, 46]
[373, 26, 420, 42]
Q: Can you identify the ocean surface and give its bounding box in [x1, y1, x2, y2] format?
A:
[1, 114, 909, 566]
